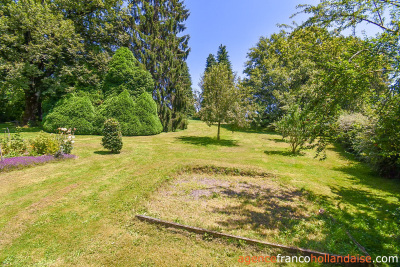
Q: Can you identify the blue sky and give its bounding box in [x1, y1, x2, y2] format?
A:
[183, 0, 382, 92]
[183, 0, 315, 92]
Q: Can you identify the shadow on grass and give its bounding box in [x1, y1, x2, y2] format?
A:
[94, 151, 113, 155]
[207, 183, 338, 252]
[264, 150, 303, 157]
[266, 138, 286, 143]
[322, 144, 400, 256]
[176, 136, 238, 147]
[326, 184, 400, 257]
[0, 122, 42, 133]
[220, 124, 272, 135]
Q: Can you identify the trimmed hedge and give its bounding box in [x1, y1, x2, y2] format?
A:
[98, 90, 162, 136]
[98, 90, 141, 136]
[43, 96, 97, 134]
[43, 48, 162, 137]
[135, 92, 163, 135]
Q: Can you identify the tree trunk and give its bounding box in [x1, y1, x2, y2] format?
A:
[23, 89, 39, 125]
[217, 121, 221, 141]
[291, 143, 298, 154]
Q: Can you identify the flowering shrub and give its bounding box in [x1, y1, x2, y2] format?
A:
[335, 112, 372, 152]
[0, 154, 76, 172]
[0, 128, 75, 160]
[57, 128, 75, 154]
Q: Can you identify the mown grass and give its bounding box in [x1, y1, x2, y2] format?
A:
[0, 120, 399, 266]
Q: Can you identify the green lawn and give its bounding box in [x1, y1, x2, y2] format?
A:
[0, 120, 399, 266]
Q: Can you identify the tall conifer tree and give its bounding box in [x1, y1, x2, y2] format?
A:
[205, 54, 217, 73]
[126, 0, 191, 131]
[216, 44, 233, 73]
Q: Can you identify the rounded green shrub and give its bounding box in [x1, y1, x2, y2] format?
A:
[103, 47, 154, 98]
[43, 96, 97, 135]
[98, 90, 162, 136]
[135, 92, 163, 135]
[102, 118, 123, 153]
[98, 90, 141, 136]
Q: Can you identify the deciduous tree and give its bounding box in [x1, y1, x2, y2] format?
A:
[0, 0, 83, 124]
[200, 64, 252, 140]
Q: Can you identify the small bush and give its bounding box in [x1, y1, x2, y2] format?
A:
[0, 132, 28, 157]
[30, 132, 60, 155]
[43, 96, 97, 135]
[273, 105, 316, 154]
[102, 118, 123, 153]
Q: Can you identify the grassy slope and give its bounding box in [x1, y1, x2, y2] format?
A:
[0, 120, 399, 266]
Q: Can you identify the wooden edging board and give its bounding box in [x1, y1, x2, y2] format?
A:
[136, 214, 372, 266]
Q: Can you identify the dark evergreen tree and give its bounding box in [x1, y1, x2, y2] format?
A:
[126, 0, 191, 132]
[216, 44, 233, 73]
[205, 54, 217, 73]
[171, 61, 194, 129]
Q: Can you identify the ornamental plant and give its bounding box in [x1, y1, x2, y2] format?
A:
[30, 132, 60, 156]
[97, 90, 162, 136]
[0, 132, 27, 157]
[56, 128, 76, 155]
[0, 154, 76, 173]
[101, 119, 123, 153]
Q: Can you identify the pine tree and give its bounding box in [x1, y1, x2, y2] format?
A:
[205, 54, 217, 73]
[216, 45, 233, 73]
[171, 61, 194, 129]
[126, 0, 191, 132]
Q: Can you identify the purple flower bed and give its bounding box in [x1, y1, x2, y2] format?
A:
[0, 154, 76, 172]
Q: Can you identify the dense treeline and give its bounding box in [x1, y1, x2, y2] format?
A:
[243, 0, 400, 178]
[0, 0, 193, 132]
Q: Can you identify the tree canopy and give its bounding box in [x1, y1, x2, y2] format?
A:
[0, 0, 83, 124]
[125, 0, 192, 132]
[0, 0, 193, 133]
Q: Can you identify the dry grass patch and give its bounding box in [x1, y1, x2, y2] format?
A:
[145, 167, 332, 252]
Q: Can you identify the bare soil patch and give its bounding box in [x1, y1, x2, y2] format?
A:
[145, 169, 328, 249]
